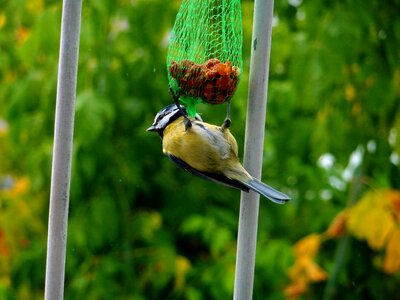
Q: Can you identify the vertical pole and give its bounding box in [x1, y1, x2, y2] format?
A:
[233, 0, 274, 299]
[45, 0, 82, 299]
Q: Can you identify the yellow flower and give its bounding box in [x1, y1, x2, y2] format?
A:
[26, 0, 44, 15]
[345, 84, 356, 101]
[383, 228, 400, 274]
[285, 234, 327, 299]
[346, 190, 396, 250]
[294, 234, 321, 258]
[346, 189, 400, 274]
[289, 256, 327, 282]
[174, 256, 191, 289]
[0, 14, 6, 28]
[284, 278, 307, 300]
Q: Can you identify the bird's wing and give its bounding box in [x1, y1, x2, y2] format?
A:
[167, 154, 250, 192]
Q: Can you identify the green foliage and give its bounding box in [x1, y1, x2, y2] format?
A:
[0, 0, 399, 299]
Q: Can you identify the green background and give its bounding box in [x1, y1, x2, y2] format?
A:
[0, 0, 399, 299]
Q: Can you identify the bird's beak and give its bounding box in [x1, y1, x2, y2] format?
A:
[146, 125, 156, 132]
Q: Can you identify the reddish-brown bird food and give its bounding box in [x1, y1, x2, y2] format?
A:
[169, 58, 240, 104]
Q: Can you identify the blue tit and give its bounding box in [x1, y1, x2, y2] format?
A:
[147, 104, 290, 204]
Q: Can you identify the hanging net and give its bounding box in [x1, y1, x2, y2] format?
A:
[167, 0, 243, 116]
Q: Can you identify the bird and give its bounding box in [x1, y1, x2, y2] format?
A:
[147, 104, 290, 204]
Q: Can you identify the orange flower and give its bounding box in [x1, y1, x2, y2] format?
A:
[288, 256, 327, 282]
[15, 27, 30, 45]
[284, 279, 307, 299]
[286, 188, 400, 300]
[285, 234, 327, 299]
[3, 177, 30, 198]
[325, 210, 348, 238]
[294, 234, 321, 258]
[0, 230, 10, 258]
[383, 227, 400, 274]
[304, 258, 328, 281]
[388, 191, 400, 217]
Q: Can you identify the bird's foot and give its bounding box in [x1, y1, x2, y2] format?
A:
[221, 101, 231, 130]
[184, 117, 192, 131]
[169, 85, 192, 130]
[221, 117, 231, 130]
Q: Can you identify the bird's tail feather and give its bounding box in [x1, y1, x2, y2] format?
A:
[243, 178, 290, 204]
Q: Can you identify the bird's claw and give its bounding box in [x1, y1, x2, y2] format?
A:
[221, 117, 231, 130]
[184, 118, 192, 131]
[169, 85, 192, 131]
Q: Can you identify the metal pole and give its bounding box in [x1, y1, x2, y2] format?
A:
[233, 0, 274, 299]
[45, 0, 82, 299]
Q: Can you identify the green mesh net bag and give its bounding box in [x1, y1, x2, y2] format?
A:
[167, 0, 243, 116]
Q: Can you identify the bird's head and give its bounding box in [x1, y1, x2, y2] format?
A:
[147, 104, 202, 137]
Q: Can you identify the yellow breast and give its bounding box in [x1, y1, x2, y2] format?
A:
[162, 117, 237, 173]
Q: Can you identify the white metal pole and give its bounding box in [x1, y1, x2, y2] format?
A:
[233, 0, 275, 299]
[45, 0, 82, 299]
